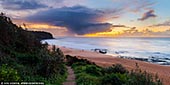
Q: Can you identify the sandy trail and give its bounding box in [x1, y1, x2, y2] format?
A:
[63, 66, 76, 85]
[60, 47, 170, 85]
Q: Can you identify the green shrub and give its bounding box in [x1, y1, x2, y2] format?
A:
[101, 73, 123, 85]
[0, 55, 16, 66]
[104, 64, 128, 74]
[115, 73, 130, 84]
[85, 65, 103, 76]
[37, 48, 65, 78]
[73, 65, 86, 74]
[127, 69, 162, 85]
[66, 55, 94, 66]
[40, 71, 67, 85]
[15, 53, 39, 65]
[72, 62, 89, 68]
[0, 64, 20, 81]
[72, 62, 103, 76]
[76, 73, 100, 85]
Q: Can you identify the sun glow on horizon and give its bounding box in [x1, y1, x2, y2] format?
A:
[85, 26, 170, 37]
[85, 28, 123, 37]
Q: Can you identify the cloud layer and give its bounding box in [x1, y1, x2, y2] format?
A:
[152, 20, 170, 27]
[25, 6, 113, 35]
[0, 0, 48, 10]
[120, 28, 170, 37]
[1, 0, 165, 37]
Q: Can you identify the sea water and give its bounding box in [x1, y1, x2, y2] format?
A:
[42, 37, 170, 65]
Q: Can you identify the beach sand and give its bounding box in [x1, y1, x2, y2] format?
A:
[57, 46, 170, 85]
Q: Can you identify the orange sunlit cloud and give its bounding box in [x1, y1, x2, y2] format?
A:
[85, 26, 170, 37]
[21, 23, 60, 29]
[85, 28, 123, 37]
[13, 19, 63, 29]
[13, 20, 70, 37]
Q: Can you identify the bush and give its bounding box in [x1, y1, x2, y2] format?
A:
[127, 69, 162, 85]
[72, 62, 89, 68]
[0, 55, 16, 66]
[66, 55, 94, 66]
[0, 64, 20, 81]
[73, 65, 86, 74]
[85, 65, 103, 76]
[101, 73, 123, 85]
[104, 64, 128, 74]
[72, 62, 103, 76]
[37, 47, 66, 78]
[45, 72, 67, 85]
[76, 73, 100, 85]
[15, 52, 39, 65]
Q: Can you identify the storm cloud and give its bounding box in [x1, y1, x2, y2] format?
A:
[138, 10, 157, 21]
[25, 6, 113, 35]
[0, 0, 48, 10]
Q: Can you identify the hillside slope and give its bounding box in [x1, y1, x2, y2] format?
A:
[0, 13, 66, 85]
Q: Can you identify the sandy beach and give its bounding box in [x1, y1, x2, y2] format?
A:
[58, 46, 170, 85]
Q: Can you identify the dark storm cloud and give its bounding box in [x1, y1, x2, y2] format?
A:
[138, 10, 157, 21]
[0, 0, 48, 10]
[25, 6, 113, 35]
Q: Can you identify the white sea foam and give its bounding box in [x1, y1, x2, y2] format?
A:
[42, 37, 170, 65]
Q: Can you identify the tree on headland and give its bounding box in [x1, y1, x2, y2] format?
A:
[0, 12, 5, 16]
[23, 23, 28, 30]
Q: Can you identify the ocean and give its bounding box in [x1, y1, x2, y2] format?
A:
[42, 37, 170, 65]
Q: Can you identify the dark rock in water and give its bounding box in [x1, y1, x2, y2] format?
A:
[148, 57, 167, 63]
[163, 58, 170, 60]
[92, 49, 107, 54]
[154, 52, 161, 54]
[119, 55, 170, 65]
[99, 50, 107, 54]
[160, 62, 170, 65]
[134, 58, 148, 61]
[115, 52, 119, 54]
[150, 59, 166, 62]
[115, 51, 128, 54]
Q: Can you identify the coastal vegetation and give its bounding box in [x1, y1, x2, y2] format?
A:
[0, 13, 163, 85]
[66, 55, 163, 85]
[0, 13, 66, 84]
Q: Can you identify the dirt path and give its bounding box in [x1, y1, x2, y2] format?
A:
[63, 66, 76, 85]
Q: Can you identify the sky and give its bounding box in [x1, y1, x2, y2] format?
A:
[0, 0, 170, 37]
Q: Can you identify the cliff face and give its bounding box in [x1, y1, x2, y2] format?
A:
[29, 31, 54, 40]
[0, 13, 53, 53]
[0, 13, 41, 53]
